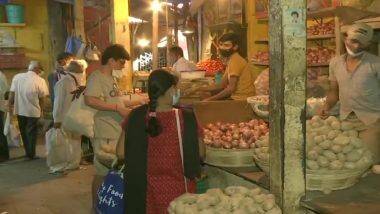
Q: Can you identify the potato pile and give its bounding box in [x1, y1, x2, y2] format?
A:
[306, 116, 373, 171]
[168, 186, 281, 214]
[253, 134, 270, 163]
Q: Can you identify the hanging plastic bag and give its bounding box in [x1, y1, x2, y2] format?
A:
[62, 94, 97, 138]
[3, 112, 21, 147]
[96, 165, 125, 214]
[45, 128, 68, 173]
[65, 134, 82, 170]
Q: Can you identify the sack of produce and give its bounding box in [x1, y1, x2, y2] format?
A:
[306, 116, 373, 193]
[168, 186, 282, 214]
[254, 68, 269, 96]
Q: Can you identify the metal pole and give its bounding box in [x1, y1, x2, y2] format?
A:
[152, 2, 159, 70]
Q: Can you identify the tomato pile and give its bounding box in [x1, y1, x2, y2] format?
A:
[307, 21, 334, 36]
[307, 48, 335, 65]
[197, 59, 225, 76]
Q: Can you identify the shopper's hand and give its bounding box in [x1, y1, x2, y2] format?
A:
[53, 123, 62, 129]
[116, 105, 132, 118]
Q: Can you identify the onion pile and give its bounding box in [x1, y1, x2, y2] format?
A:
[306, 116, 373, 171]
[168, 186, 282, 214]
[252, 52, 269, 64]
[203, 120, 269, 150]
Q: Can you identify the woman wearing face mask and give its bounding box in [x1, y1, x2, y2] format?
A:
[120, 69, 201, 214]
[199, 33, 255, 101]
[318, 23, 380, 164]
[51, 60, 87, 173]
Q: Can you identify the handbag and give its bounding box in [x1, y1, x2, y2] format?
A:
[174, 108, 188, 193]
[96, 164, 125, 214]
[62, 94, 97, 138]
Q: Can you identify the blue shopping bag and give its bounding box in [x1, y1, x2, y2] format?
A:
[96, 169, 125, 214]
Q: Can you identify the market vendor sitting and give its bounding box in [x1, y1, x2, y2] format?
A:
[200, 33, 254, 101]
[318, 23, 380, 163]
[168, 46, 198, 76]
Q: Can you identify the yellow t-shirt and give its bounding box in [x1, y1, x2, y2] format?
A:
[223, 53, 254, 100]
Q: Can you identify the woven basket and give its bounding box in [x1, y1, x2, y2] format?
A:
[247, 96, 269, 120]
[306, 164, 371, 193]
[252, 154, 269, 175]
[204, 146, 256, 168]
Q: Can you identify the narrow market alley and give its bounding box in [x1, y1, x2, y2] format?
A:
[0, 142, 94, 214]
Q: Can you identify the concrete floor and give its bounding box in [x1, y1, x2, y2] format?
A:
[0, 138, 94, 214]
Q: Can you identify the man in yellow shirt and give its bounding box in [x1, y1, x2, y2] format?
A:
[201, 33, 254, 101]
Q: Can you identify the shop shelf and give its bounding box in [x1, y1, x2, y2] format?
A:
[255, 34, 335, 43]
[308, 63, 329, 67]
[301, 173, 380, 214]
[0, 23, 26, 27]
[307, 6, 379, 24]
[307, 34, 335, 40]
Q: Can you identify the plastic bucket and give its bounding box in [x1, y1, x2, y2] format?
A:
[5, 4, 24, 23]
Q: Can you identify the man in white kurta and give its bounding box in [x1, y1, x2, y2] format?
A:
[53, 60, 87, 170]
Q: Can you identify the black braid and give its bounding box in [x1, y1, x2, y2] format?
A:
[146, 69, 176, 137]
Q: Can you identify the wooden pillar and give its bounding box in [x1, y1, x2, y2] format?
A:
[74, 0, 85, 39]
[110, 0, 133, 91]
[152, 6, 159, 70]
[268, 0, 307, 213]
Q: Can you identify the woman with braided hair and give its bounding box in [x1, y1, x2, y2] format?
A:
[121, 69, 201, 214]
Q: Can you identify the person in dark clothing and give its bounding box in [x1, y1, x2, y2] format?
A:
[0, 110, 9, 162]
[48, 52, 74, 105]
[0, 72, 9, 162]
[121, 69, 201, 214]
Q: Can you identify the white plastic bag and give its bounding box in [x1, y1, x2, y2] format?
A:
[65, 134, 82, 170]
[45, 128, 68, 173]
[3, 112, 21, 147]
[62, 94, 97, 138]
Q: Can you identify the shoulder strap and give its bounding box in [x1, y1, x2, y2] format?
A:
[67, 73, 79, 87]
[175, 108, 188, 193]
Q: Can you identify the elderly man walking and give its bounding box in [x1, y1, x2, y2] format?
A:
[9, 61, 49, 160]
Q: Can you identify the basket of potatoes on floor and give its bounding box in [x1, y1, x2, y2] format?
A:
[168, 186, 282, 214]
[252, 133, 270, 175]
[306, 115, 373, 194]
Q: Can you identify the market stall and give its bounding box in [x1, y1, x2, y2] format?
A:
[167, 1, 380, 214]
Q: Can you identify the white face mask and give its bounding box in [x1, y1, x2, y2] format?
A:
[345, 45, 364, 57]
[112, 69, 126, 79]
[172, 89, 180, 105]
